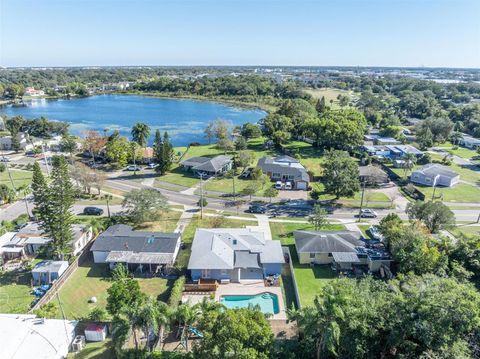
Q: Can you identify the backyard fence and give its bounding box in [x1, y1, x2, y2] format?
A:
[282, 246, 301, 310]
[29, 240, 95, 312]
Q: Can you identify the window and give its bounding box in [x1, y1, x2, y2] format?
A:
[328, 253, 333, 257]
[221, 269, 228, 275]
[232, 239, 237, 245]
[272, 173, 281, 178]
[309, 253, 315, 258]
[201, 269, 210, 278]
[288, 175, 295, 180]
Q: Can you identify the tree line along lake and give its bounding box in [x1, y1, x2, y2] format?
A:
[0, 95, 267, 146]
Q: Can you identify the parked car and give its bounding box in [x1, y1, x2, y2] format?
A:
[285, 181, 292, 190]
[240, 169, 251, 179]
[248, 205, 267, 214]
[83, 207, 104, 216]
[366, 226, 383, 240]
[275, 181, 283, 190]
[146, 163, 158, 169]
[126, 164, 142, 171]
[0, 156, 10, 162]
[358, 209, 378, 218]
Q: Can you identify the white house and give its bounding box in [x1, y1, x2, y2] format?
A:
[458, 134, 480, 150]
[410, 164, 460, 187]
[0, 314, 77, 359]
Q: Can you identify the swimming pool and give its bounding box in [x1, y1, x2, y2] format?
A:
[220, 292, 280, 314]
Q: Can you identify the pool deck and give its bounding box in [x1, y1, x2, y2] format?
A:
[214, 281, 287, 320]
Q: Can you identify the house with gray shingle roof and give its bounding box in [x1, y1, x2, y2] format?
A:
[257, 155, 309, 190]
[410, 163, 460, 187]
[294, 230, 391, 272]
[188, 228, 284, 282]
[180, 155, 232, 176]
[91, 224, 181, 274]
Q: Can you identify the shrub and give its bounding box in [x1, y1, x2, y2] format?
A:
[88, 307, 109, 321]
[198, 198, 208, 207]
[168, 275, 185, 307]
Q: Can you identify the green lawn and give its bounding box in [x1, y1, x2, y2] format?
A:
[0, 267, 36, 313]
[176, 215, 258, 269]
[416, 183, 480, 203]
[449, 226, 480, 239]
[204, 174, 270, 195]
[57, 257, 172, 319]
[67, 339, 114, 359]
[133, 210, 182, 233]
[437, 142, 479, 159]
[156, 165, 199, 188]
[270, 221, 340, 307]
[312, 182, 392, 208]
[303, 87, 358, 106]
[0, 169, 32, 190]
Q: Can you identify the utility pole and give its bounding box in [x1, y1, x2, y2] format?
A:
[357, 178, 367, 222]
[431, 175, 439, 201]
[41, 143, 50, 176]
[105, 194, 112, 218]
[23, 190, 31, 218]
[199, 173, 204, 219]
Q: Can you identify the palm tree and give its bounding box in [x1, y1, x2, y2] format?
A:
[174, 303, 202, 351]
[123, 304, 144, 350]
[131, 122, 151, 148]
[154, 301, 174, 351]
[139, 298, 159, 352]
[402, 153, 417, 179]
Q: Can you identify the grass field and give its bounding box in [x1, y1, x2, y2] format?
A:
[311, 183, 392, 208]
[67, 339, 114, 359]
[57, 257, 172, 319]
[270, 221, 342, 307]
[0, 169, 32, 190]
[449, 226, 480, 239]
[417, 183, 480, 203]
[0, 268, 35, 313]
[133, 210, 182, 233]
[175, 215, 258, 269]
[304, 87, 357, 106]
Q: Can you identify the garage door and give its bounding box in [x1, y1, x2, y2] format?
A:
[296, 182, 307, 190]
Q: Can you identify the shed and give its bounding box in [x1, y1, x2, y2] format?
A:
[84, 324, 107, 342]
[31, 260, 69, 285]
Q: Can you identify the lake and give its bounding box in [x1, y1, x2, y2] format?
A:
[0, 95, 266, 146]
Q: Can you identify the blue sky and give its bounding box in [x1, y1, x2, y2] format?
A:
[1, 0, 479, 68]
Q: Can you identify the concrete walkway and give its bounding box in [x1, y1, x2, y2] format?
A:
[174, 206, 195, 234]
[247, 214, 272, 240]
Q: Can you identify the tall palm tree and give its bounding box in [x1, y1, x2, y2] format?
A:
[131, 122, 151, 148]
[403, 153, 417, 179]
[123, 304, 144, 350]
[139, 298, 159, 352]
[154, 301, 174, 351]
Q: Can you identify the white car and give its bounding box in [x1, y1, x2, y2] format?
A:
[285, 181, 292, 190]
[146, 163, 159, 169]
[126, 164, 141, 171]
[275, 181, 283, 190]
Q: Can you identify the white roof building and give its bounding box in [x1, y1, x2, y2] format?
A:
[0, 313, 78, 359]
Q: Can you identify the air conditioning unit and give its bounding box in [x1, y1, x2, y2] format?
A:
[71, 335, 85, 352]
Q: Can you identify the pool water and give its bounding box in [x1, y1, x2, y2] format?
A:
[220, 292, 280, 314]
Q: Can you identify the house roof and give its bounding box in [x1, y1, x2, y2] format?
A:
[413, 163, 459, 179]
[358, 165, 388, 179]
[181, 155, 232, 173]
[386, 145, 423, 156]
[332, 252, 360, 263]
[257, 156, 309, 182]
[294, 231, 364, 254]
[32, 260, 68, 273]
[188, 228, 284, 270]
[105, 251, 175, 265]
[90, 224, 180, 255]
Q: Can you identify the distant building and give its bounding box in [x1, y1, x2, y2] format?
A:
[361, 144, 423, 159]
[23, 87, 45, 97]
[180, 155, 233, 177]
[458, 134, 480, 150]
[0, 132, 42, 152]
[410, 164, 460, 187]
[257, 155, 309, 190]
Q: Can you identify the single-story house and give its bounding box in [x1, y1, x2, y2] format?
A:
[294, 230, 391, 272]
[374, 137, 400, 145]
[31, 260, 69, 285]
[0, 314, 77, 359]
[0, 133, 42, 152]
[180, 155, 232, 176]
[188, 228, 284, 282]
[91, 224, 181, 274]
[410, 163, 460, 187]
[458, 134, 480, 150]
[361, 144, 423, 159]
[257, 155, 309, 190]
[358, 165, 389, 185]
[0, 223, 93, 261]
